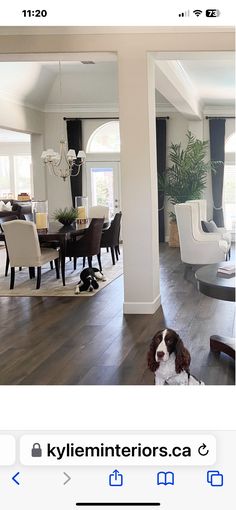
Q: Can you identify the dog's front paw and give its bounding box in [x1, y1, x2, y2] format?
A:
[74, 284, 80, 295]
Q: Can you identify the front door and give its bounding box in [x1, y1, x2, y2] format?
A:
[86, 161, 120, 217]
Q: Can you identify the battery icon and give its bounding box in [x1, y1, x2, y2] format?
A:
[206, 9, 220, 17]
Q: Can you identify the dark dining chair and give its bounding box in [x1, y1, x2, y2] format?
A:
[99, 212, 122, 265]
[66, 218, 104, 272]
[0, 215, 19, 276]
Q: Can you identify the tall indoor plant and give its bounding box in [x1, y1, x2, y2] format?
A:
[159, 131, 215, 247]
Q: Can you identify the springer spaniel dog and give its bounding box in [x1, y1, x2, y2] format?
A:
[147, 328, 204, 385]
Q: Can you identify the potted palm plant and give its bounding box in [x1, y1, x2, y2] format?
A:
[159, 131, 215, 247]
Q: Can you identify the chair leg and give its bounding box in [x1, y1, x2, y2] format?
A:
[106, 247, 109, 253]
[29, 267, 35, 279]
[110, 247, 116, 265]
[36, 267, 41, 289]
[97, 252, 102, 272]
[5, 254, 10, 277]
[55, 258, 60, 279]
[83, 257, 86, 268]
[88, 256, 93, 268]
[50, 260, 54, 269]
[115, 246, 119, 261]
[73, 257, 77, 270]
[10, 267, 15, 289]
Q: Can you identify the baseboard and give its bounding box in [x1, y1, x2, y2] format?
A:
[123, 294, 161, 314]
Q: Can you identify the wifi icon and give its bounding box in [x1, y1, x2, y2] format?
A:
[193, 9, 203, 16]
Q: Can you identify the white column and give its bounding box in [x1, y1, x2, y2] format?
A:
[31, 133, 47, 200]
[118, 51, 160, 314]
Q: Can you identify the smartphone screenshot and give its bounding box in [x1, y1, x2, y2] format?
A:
[0, 1, 235, 509]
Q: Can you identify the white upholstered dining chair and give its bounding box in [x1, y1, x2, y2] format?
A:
[175, 203, 229, 265]
[89, 205, 110, 221]
[2, 220, 60, 289]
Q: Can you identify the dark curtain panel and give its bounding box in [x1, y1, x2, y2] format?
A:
[66, 119, 83, 206]
[156, 118, 166, 242]
[209, 118, 226, 226]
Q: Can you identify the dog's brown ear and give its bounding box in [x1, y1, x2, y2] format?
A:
[147, 334, 160, 372]
[175, 336, 191, 374]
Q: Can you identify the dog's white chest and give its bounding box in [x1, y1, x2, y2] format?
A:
[155, 354, 176, 383]
[154, 353, 190, 385]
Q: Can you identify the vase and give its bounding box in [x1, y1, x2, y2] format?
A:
[32, 200, 48, 231]
[75, 196, 88, 223]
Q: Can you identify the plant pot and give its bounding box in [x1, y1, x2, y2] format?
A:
[58, 219, 75, 226]
[169, 220, 179, 247]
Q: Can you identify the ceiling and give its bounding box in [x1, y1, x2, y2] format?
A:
[0, 51, 234, 116]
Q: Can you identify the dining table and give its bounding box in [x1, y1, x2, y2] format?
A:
[0, 219, 109, 286]
[38, 221, 89, 286]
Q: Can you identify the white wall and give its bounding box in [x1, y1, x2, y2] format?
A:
[0, 99, 46, 201]
[0, 96, 43, 134]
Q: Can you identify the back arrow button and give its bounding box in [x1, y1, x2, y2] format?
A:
[63, 472, 71, 485]
[12, 472, 20, 485]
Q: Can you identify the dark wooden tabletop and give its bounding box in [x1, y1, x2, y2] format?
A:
[195, 263, 235, 302]
[38, 220, 89, 238]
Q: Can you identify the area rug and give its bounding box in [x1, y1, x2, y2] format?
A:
[0, 248, 123, 297]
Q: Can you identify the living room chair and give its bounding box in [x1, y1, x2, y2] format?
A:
[89, 205, 110, 221]
[175, 203, 229, 265]
[186, 199, 231, 249]
[99, 212, 122, 265]
[2, 220, 60, 289]
[66, 218, 104, 272]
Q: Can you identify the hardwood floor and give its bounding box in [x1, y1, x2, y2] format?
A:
[0, 244, 235, 385]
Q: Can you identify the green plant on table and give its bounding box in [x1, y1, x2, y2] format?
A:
[53, 207, 77, 225]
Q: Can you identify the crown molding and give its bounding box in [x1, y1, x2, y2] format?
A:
[203, 105, 235, 116]
[155, 102, 176, 113]
[44, 103, 119, 113]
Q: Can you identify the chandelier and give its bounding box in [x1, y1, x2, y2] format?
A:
[41, 62, 86, 181]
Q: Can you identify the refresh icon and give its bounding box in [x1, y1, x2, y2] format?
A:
[198, 443, 209, 456]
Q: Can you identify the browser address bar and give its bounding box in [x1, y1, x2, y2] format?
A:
[20, 434, 216, 466]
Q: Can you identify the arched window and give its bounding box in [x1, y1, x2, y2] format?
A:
[86, 121, 120, 153]
[225, 132, 236, 152]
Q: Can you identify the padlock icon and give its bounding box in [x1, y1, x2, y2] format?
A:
[31, 443, 42, 457]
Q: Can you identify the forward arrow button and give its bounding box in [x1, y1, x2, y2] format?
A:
[63, 472, 71, 485]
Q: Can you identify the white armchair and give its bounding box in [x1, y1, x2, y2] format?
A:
[186, 199, 231, 247]
[2, 220, 60, 289]
[175, 203, 229, 265]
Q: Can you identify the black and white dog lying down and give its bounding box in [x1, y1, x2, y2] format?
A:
[147, 328, 204, 385]
[75, 267, 106, 294]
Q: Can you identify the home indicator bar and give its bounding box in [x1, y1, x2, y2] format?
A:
[76, 504, 161, 507]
